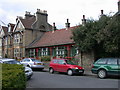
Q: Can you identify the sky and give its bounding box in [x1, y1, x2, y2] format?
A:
[0, 0, 119, 29]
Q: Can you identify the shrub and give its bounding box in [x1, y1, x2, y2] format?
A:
[2, 64, 26, 89]
[41, 56, 51, 62]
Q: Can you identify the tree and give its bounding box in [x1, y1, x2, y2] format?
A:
[72, 14, 120, 58]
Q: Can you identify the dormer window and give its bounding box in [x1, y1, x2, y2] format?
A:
[39, 25, 45, 31]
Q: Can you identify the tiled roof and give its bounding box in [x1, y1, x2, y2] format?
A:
[20, 16, 36, 29]
[29, 26, 78, 48]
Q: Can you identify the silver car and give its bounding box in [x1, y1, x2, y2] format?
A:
[0, 58, 33, 80]
[20, 58, 44, 70]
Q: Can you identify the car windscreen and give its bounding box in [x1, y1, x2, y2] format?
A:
[65, 60, 76, 65]
[31, 59, 41, 62]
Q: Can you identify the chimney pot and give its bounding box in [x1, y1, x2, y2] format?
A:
[83, 15, 85, 19]
[101, 10, 104, 15]
[52, 22, 56, 31]
[82, 15, 86, 25]
[65, 19, 70, 29]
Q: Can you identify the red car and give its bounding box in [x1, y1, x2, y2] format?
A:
[49, 58, 84, 76]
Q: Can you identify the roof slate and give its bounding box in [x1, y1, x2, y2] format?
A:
[20, 16, 36, 29]
[29, 26, 78, 48]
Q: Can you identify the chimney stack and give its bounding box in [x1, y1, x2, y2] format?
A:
[53, 22, 56, 31]
[82, 15, 86, 25]
[65, 19, 70, 30]
[101, 10, 104, 15]
[52, 22, 56, 33]
[25, 11, 34, 19]
[118, 0, 120, 12]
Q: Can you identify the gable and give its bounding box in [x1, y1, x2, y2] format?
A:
[0, 28, 5, 37]
[0, 26, 8, 37]
[13, 19, 25, 32]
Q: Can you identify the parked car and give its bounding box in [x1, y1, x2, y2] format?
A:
[0, 58, 33, 80]
[91, 58, 120, 79]
[20, 58, 44, 70]
[49, 58, 84, 76]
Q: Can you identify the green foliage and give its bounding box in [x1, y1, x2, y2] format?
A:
[72, 14, 120, 58]
[2, 64, 26, 89]
[41, 56, 51, 61]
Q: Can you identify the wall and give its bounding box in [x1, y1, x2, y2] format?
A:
[74, 50, 95, 70]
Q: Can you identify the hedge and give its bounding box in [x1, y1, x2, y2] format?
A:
[2, 64, 26, 89]
[41, 56, 51, 61]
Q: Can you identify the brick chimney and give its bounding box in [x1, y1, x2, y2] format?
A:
[82, 15, 86, 25]
[101, 10, 104, 15]
[32, 9, 49, 31]
[118, 0, 120, 12]
[65, 19, 70, 30]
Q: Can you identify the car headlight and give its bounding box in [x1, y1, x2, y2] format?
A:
[75, 67, 78, 69]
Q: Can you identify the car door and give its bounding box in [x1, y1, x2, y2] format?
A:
[106, 58, 119, 75]
[51, 59, 59, 71]
[57, 60, 68, 72]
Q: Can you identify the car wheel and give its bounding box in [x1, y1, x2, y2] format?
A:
[49, 68, 54, 74]
[27, 65, 30, 67]
[67, 69, 73, 76]
[98, 69, 107, 79]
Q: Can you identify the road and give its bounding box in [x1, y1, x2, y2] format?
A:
[26, 69, 119, 88]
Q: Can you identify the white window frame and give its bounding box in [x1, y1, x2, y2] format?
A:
[56, 46, 65, 57]
[41, 48, 48, 56]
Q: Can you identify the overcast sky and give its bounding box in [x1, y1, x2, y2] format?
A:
[0, 0, 118, 29]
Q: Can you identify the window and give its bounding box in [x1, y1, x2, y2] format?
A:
[8, 26, 11, 32]
[39, 25, 45, 31]
[70, 46, 78, 57]
[14, 34, 22, 43]
[58, 60, 65, 64]
[14, 48, 19, 57]
[23, 58, 30, 62]
[107, 59, 117, 65]
[56, 46, 66, 57]
[5, 37, 8, 45]
[53, 60, 58, 63]
[96, 59, 107, 64]
[118, 59, 120, 65]
[65, 60, 75, 65]
[41, 48, 48, 56]
[29, 49, 35, 57]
